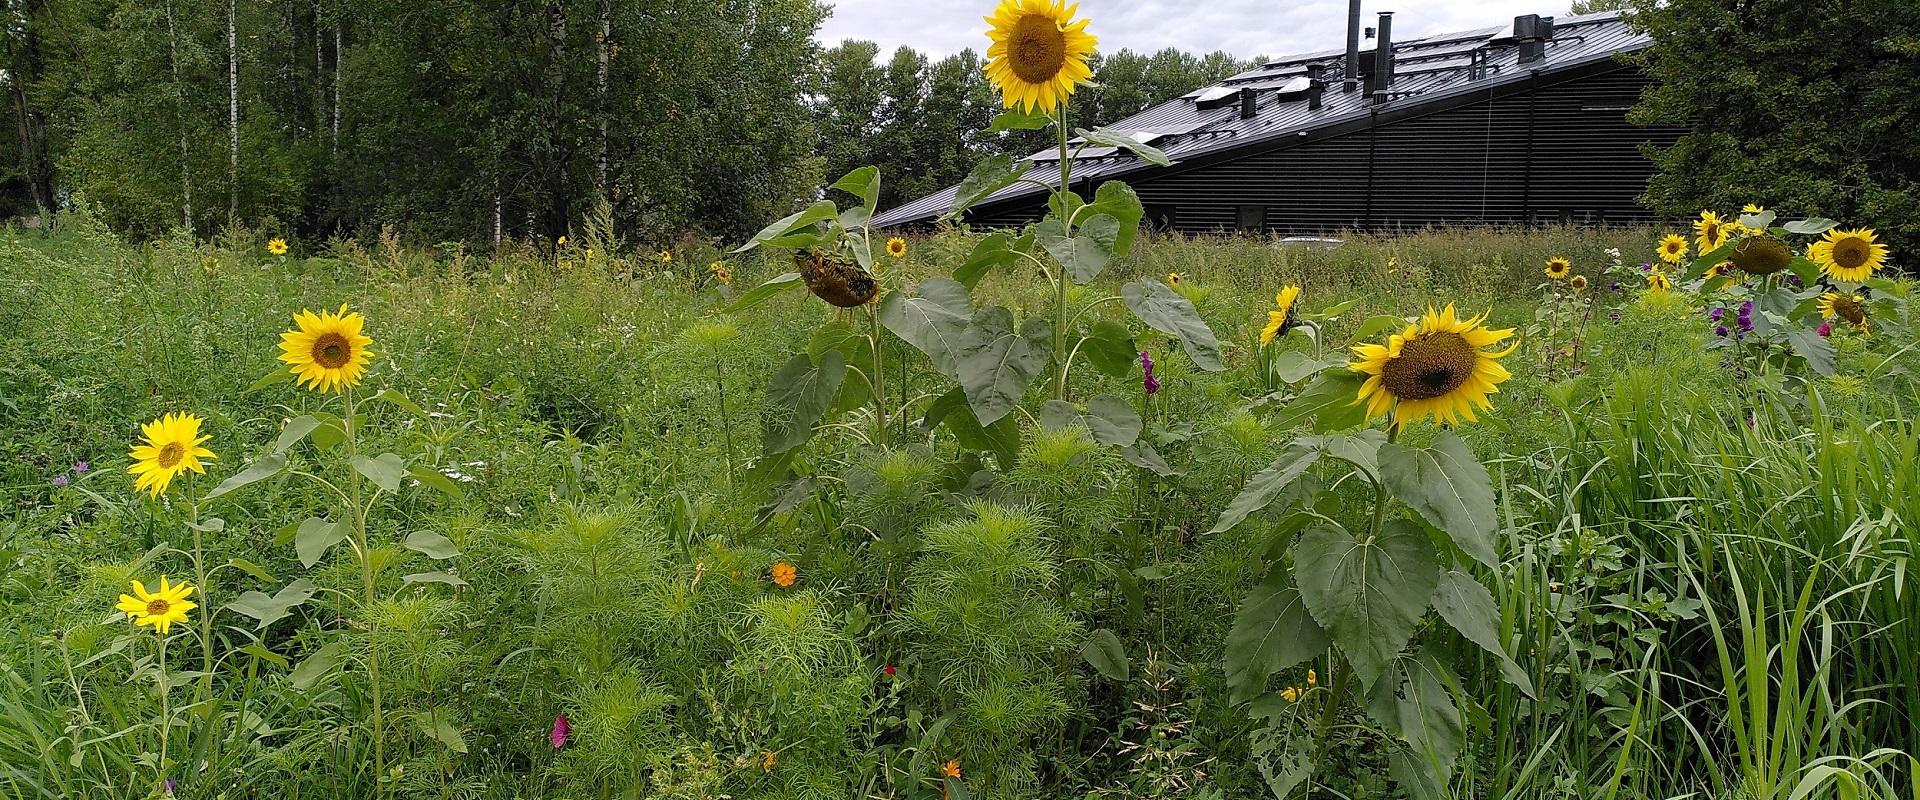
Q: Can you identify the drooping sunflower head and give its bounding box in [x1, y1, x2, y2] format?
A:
[1819, 292, 1869, 330]
[1646, 271, 1673, 292]
[1260, 284, 1303, 345]
[797, 249, 880, 307]
[771, 561, 797, 588]
[115, 576, 196, 635]
[1657, 234, 1689, 264]
[1808, 228, 1888, 283]
[886, 237, 908, 258]
[1349, 305, 1516, 428]
[1543, 257, 1571, 280]
[127, 412, 215, 498]
[1729, 234, 1791, 275]
[1694, 210, 1729, 254]
[267, 237, 289, 256]
[278, 304, 375, 393]
[983, 0, 1097, 114]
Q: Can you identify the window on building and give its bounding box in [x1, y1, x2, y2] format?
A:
[1237, 205, 1266, 232]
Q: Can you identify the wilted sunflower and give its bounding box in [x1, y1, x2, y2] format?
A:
[771, 562, 797, 588]
[1260, 285, 1302, 345]
[1543, 257, 1572, 280]
[278, 304, 375, 393]
[128, 412, 215, 498]
[797, 249, 879, 307]
[983, 0, 1097, 114]
[1728, 235, 1791, 275]
[1570, 275, 1589, 291]
[1819, 292, 1869, 331]
[886, 237, 908, 258]
[1646, 272, 1673, 292]
[1807, 228, 1888, 283]
[268, 237, 289, 256]
[1657, 234, 1689, 264]
[1349, 305, 1516, 427]
[116, 577, 196, 635]
[1694, 210, 1730, 254]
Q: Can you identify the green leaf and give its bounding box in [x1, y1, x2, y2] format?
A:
[1783, 325, 1836, 376]
[1268, 351, 1335, 384]
[1431, 571, 1535, 698]
[955, 307, 1051, 426]
[407, 464, 467, 500]
[947, 154, 1023, 219]
[953, 233, 1022, 290]
[1075, 126, 1174, 166]
[403, 571, 468, 588]
[1320, 429, 1388, 482]
[368, 388, 427, 418]
[224, 579, 316, 629]
[224, 558, 275, 583]
[294, 517, 349, 568]
[1681, 240, 1736, 281]
[1119, 440, 1178, 477]
[762, 350, 847, 454]
[1378, 431, 1498, 568]
[1295, 520, 1441, 689]
[418, 709, 468, 754]
[879, 278, 973, 377]
[204, 452, 287, 501]
[238, 642, 289, 669]
[247, 365, 295, 392]
[1121, 280, 1223, 371]
[1367, 654, 1466, 795]
[1209, 440, 1325, 534]
[274, 415, 325, 453]
[1083, 395, 1143, 446]
[925, 388, 1021, 466]
[352, 453, 407, 493]
[1081, 319, 1138, 378]
[1309, 298, 1361, 321]
[828, 166, 880, 217]
[1037, 213, 1120, 284]
[721, 272, 804, 313]
[402, 530, 461, 560]
[1225, 566, 1329, 703]
[735, 200, 838, 253]
[1272, 370, 1369, 433]
[1082, 181, 1145, 257]
[986, 109, 1052, 132]
[288, 642, 348, 692]
[1739, 210, 1777, 230]
[1080, 628, 1130, 681]
[1784, 217, 1839, 235]
[1353, 314, 1409, 341]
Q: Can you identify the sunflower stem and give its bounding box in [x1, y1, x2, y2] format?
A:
[711, 351, 736, 489]
[186, 478, 213, 704]
[867, 304, 888, 446]
[342, 388, 386, 790]
[1052, 103, 1073, 401]
[155, 631, 170, 790]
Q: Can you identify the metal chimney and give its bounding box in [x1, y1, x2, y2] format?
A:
[1238, 88, 1258, 119]
[1343, 0, 1362, 92]
[1369, 12, 1394, 101]
[1515, 14, 1555, 64]
[1305, 63, 1326, 110]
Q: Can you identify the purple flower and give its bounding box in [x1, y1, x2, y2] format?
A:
[71, 461, 89, 474]
[1739, 301, 1753, 316]
[1139, 351, 1159, 396]
[1818, 322, 1832, 337]
[551, 713, 571, 748]
[1609, 281, 1622, 292]
[1714, 325, 1729, 338]
[51, 475, 69, 487]
[1790, 275, 1803, 287]
[1640, 263, 1653, 272]
[1607, 310, 1622, 323]
[1709, 307, 1725, 321]
[164, 779, 176, 795]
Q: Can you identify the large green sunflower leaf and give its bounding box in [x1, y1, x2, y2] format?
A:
[1208, 439, 1325, 534]
[762, 350, 846, 455]
[1224, 565, 1328, 703]
[879, 278, 972, 377]
[1431, 570, 1535, 697]
[1121, 279, 1223, 371]
[955, 306, 1051, 426]
[1378, 431, 1498, 568]
[1295, 521, 1440, 689]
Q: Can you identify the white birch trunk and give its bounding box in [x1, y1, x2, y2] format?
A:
[228, 0, 239, 221]
[165, 0, 194, 233]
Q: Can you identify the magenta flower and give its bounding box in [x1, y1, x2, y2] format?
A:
[883, 664, 896, 676]
[550, 713, 571, 749]
[1139, 351, 1159, 396]
[1818, 322, 1832, 337]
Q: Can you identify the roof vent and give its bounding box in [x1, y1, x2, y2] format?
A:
[1192, 85, 1239, 110]
[1304, 63, 1326, 110]
[1238, 88, 1258, 119]
[1368, 12, 1394, 102]
[1514, 14, 1555, 63]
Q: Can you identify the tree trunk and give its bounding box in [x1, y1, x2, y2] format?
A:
[332, 23, 342, 158]
[228, 0, 239, 222]
[595, 0, 610, 198]
[165, 0, 195, 233]
[545, 0, 567, 237]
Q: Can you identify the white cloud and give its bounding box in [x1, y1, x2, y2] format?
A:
[816, 0, 1574, 63]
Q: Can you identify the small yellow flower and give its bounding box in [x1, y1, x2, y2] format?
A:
[1167, 272, 1184, 286]
[267, 237, 289, 256]
[708, 261, 734, 285]
[1742, 203, 1765, 215]
[1657, 234, 1689, 264]
[886, 237, 908, 258]
[1260, 285, 1302, 345]
[277, 304, 376, 393]
[771, 562, 797, 588]
[658, 249, 673, 264]
[557, 235, 568, 247]
[761, 750, 778, 772]
[128, 412, 216, 498]
[1280, 686, 1301, 702]
[116, 577, 196, 635]
[1543, 257, 1571, 280]
[1306, 669, 1318, 687]
[942, 759, 963, 779]
[1694, 210, 1729, 254]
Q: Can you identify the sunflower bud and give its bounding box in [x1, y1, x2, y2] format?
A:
[796, 249, 879, 308]
[1729, 235, 1792, 275]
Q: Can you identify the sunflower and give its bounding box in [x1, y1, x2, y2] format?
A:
[1349, 305, 1516, 427]
[1694, 210, 1730, 254]
[1742, 203, 1766, 215]
[127, 412, 215, 498]
[708, 261, 734, 285]
[1570, 275, 1589, 291]
[115, 577, 196, 635]
[1657, 234, 1689, 264]
[983, 0, 1097, 114]
[1807, 228, 1888, 283]
[277, 304, 376, 393]
[886, 237, 908, 258]
[658, 250, 673, 264]
[1259, 285, 1302, 345]
[1819, 292, 1869, 331]
[268, 237, 289, 256]
[1167, 272, 1185, 286]
[1646, 272, 1673, 292]
[1543, 257, 1572, 280]
[771, 562, 797, 588]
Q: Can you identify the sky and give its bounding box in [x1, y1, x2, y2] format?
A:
[815, 0, 1577, 63]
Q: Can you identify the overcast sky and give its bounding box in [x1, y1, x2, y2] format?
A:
[816, 0, 1576, 63]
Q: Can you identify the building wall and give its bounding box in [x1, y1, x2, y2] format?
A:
[970, 65, 1684, 235]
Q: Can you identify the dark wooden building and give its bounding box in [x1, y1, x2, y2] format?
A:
[872, 10, 1685, 234]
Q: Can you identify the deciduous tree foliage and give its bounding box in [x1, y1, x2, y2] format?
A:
[1626, 0, 1920, 252]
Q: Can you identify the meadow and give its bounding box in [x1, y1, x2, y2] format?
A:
[3, 194, 1917, 800]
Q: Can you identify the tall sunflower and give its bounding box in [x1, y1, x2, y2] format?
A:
[1260, 285, 1302, 345]
[1694, 210, 1730, 254]
[127, 412, 215, 498]
[1807, 228, 1888, 283]
[1819, 292, 1869, 332]
[983, 0, 1097, 114]
[1543, 257, 1571, 280]
[116, 577, 196, 635]
[1349, 305, 1516, 427]
[1657, 234, 1689, 264]
[278, 305, 375, 393]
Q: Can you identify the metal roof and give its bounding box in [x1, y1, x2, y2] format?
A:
[873, 10, 1650, 228]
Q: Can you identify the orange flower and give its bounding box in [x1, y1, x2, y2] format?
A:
[771, 562, 797, 588]
[942, 759, 962, 779]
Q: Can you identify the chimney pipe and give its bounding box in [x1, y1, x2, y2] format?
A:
[1305, 63, 1326, 110]
[1238, 88, 1258, 119]
[1370, 12, 1394, 100]
[1343, 0, 1362, 92]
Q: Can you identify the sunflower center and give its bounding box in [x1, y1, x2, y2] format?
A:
[1834, 296, 1866, 324]
[156, 442, 184, 469]
[1381, 332, 1477, 401]
[311, 333, 352, 368]
[1008, 14, 1069, 84]
[1832, 237, 1870, 269]
[1703, 223, 1720, 242]
[145, 598, 171, 616]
